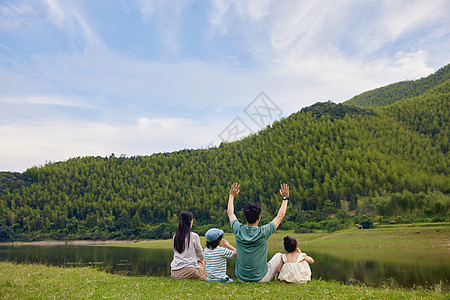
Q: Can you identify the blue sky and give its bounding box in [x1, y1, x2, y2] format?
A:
[1, 0, 449, 172]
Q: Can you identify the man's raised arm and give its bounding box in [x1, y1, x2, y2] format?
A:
[272, 183, 289, 229]
[227, 183, 240, 224]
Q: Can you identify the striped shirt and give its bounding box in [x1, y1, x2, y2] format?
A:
[204, 246, 236, 281]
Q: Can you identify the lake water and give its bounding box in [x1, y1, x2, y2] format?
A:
[0, 245, 448, 288]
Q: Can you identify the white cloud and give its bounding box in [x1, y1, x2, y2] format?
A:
[44, 0, 103, 52]
[246, 0, 271, 20]
[0, 1, 102, 52]
[210, 0, 271, 23]
[134, 0, 193, 56]
[208, 0, 450, 68]
[16, 53, 261, 109]
[379, 0, 450, 42]
[137, 117, 198, 128]
[45, 0, 66, 27]
[134, 0, 155, 23]
[0, 1, 42, 31]
[0, 95, 91, 108]
[0, 48, 436, 129]
[0, 117, 217, 172]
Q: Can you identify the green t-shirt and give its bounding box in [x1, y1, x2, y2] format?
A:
[231, 219, 276, 282]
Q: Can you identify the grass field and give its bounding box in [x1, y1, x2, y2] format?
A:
[302, 223, 450, 249]
[0, 262, 447, 299]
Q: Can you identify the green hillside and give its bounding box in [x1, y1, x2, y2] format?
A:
[345, 63, 450, 108]
[0, 66, 449, 241]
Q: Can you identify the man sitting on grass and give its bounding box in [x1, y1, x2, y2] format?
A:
[227, 182, 289, 282]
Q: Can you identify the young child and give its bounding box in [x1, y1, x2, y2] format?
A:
[203, 228, 237, 282]
[277, 236, 314, 283]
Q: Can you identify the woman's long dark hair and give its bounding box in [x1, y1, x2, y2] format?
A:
[173, 211, 193, 253]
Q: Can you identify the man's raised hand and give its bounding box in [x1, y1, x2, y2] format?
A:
[227, 183, 239, 223]
[279, 183, 289, 198]
[230, 183, 240, 197]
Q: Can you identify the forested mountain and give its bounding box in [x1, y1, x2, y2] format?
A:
[345, 63, 450, 108]
[0, 65, 449, 241]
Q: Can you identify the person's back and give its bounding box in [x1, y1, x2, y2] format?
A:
[232, 219, 275, 281]
[227, 183, 290, 282]
[170, 211, 206, 280]
[277, 236, 314, 283]
[203, 228, 236, 282]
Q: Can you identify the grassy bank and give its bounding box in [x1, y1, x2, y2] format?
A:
[106, 222, 450, 252]
[302, 223, 450, 249]
[0, 262, 446, 299]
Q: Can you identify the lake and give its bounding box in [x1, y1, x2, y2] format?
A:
[0, 245, 448, 288]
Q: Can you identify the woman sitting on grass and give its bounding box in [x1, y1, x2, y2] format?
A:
[170, 211, 206, 280]
[277, 236, 314, 283]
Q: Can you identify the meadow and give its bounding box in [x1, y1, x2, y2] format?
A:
[0, 262, 446, 299]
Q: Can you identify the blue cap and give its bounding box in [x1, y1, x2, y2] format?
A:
[205, 228, 224, 242]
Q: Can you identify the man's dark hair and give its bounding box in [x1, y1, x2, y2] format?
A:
[243, 202, 261, 224]
[283, 236, 297, 253]
[206, 234, 223, 249]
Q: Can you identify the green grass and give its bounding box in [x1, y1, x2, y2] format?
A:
[302, 222, 450, 249]
[0, 262, 447, 299]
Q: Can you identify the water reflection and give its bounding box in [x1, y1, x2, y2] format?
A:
[304, 248, 449, 288]
[0, 246, 173, 277]
[0, 246, 448, 288]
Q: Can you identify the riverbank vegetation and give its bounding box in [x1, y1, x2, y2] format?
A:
[0, 262, 447, 299]
[0, 64, 448, 242]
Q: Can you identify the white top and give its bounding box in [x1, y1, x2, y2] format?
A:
[170, 232, 204, 270]
[278, 253, 312, 283]
[204, 246, 235, 281]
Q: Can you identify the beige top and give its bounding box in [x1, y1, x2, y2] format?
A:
[170, 232, 204, 270]
[278, 253, 312, 283]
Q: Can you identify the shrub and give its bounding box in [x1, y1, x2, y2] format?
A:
[294, 227, 313, 234]
[0, 225, 11, 241]
[324, 219, 347, 233]
[360, 221, 373, 229]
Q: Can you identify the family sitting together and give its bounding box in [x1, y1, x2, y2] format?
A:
[170, 183, 314, 283]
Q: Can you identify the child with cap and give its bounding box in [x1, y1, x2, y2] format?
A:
[204, 228, 237, 282]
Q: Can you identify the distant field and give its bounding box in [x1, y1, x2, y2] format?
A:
[0, 262, 446, 299]
[105, 222, 450, 252]
[301, 222, 450, 249]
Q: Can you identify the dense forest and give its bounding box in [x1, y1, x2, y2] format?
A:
[0, 64, 449, 241]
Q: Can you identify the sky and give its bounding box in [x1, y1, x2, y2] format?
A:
[0, 0, 449, 172]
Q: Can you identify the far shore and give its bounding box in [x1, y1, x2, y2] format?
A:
[0, 240, 142, 247]
[2, 222, 449, 248]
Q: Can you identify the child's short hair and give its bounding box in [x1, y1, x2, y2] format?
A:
[283, 236, 297, 253]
